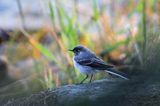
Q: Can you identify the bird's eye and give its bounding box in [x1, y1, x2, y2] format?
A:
[77, 49, 80, 52]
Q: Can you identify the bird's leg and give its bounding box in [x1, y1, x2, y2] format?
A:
[80, 74, 88, 84]
[89, 74, 93, 83]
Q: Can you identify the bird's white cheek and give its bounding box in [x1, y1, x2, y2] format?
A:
[72, 57, 77, 68]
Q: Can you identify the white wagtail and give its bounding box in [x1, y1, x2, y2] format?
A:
[69, 45, 129, 84]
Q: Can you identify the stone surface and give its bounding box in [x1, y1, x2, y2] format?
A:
[2, 76, 160, 106]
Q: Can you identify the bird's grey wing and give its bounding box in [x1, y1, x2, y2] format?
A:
[76, 57, 114, 70]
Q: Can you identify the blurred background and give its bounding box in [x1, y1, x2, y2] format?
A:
[0, 0, 159, 98]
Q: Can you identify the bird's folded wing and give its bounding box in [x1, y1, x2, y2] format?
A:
[76, 58, 113, 70]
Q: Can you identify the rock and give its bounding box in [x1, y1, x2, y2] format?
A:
[0, 56, 14, 87]
[2, 77, 160, 106]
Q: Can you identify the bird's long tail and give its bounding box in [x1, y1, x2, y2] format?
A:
[105, 68, 130, 80]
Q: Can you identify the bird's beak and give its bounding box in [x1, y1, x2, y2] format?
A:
[68, 49, 73, 52]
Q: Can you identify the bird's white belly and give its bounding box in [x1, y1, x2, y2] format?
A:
[73, 59, 96, 74]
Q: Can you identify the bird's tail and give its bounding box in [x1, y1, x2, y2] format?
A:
[105, 68, 130, 80]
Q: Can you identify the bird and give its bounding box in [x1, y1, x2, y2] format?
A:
[69, 45, 129, 84]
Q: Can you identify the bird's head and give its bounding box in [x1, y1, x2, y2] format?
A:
[69, 45, 87, 56]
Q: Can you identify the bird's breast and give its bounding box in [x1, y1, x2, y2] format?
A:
[72, 57, 96, 74]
